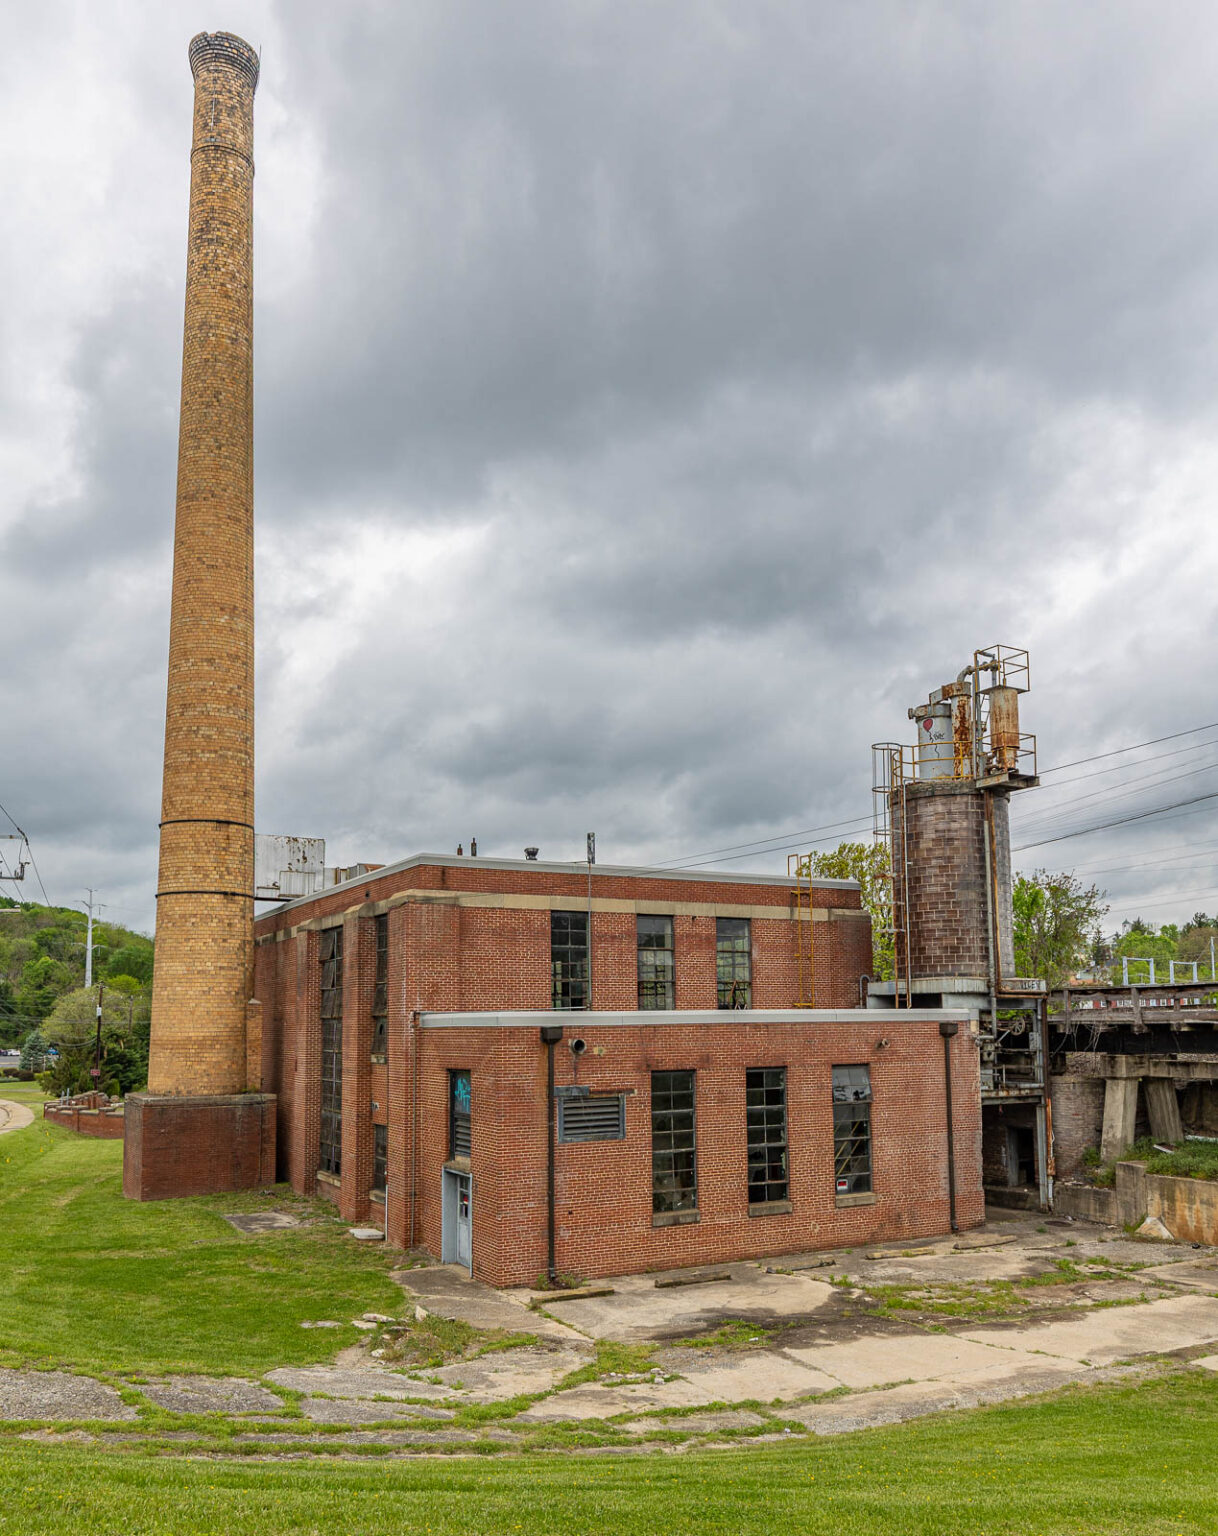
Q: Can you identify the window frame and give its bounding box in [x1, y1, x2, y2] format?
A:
[746, 1066, 789, 1206]
[372, 1123, 388, 1193]
[716, 916, 752, 1009]
[637, 914, 675, 1010]
[550, 909, 589, 1010]
[651, 1069, 698, 1219]
[319, 926, 343, 1177]
[371, 913, 388, 1058]
[449, 1069, 472, 1161]
[831, 1063, 873, 1200]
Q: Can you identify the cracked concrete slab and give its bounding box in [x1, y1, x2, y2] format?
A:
[532, 1266, 836, 1343]
[139, 1376, 284, 1414]
[299, 1398, 454, 1424]
[785, 1359, 1099, 1436]
[783, 1333, 1022, 1390]
[515, 1378, 712, 1421]
[672, 1351, 840, 1402]
[960, 1293, 1218, 1365]
[622, 1409, 768, 1435]
[421, 1345, 588, 1398]
[220, 1212, 300, 1233]
[396, 1266, 586, 1344]
[1141, 1260, 1218, 1292]
[264, 1366, 455, 1401]
[0, 1370, 136, 1421]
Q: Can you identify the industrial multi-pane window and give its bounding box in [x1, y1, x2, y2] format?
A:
[551, 910, 589, 1010]
[558, 1094, 626, 1143]
[716, 917, 751, 1008]
[746, 1067, 788, 1204]
[450, 1069, 472, 1160]
[651, 1070, 697, 1213]
[637, 915, 674, 1009]
[371, 914, 388, 1057]
[319, 926, 343, 1177]
[832, 1064, 873, 1196]
[372, 1123, 388, 1193]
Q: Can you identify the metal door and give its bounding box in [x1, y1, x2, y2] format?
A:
[455, 1173, 471, 1268]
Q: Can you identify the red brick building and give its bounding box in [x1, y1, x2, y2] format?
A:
[254, 853, 983, 1286]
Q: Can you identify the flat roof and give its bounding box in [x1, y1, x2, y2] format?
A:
[266, 851, 859, 915]
[420, 1008, 975, 1028]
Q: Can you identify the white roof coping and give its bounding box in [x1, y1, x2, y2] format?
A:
[266, 851, 859, 915]
[419, 1008, 976, 1028]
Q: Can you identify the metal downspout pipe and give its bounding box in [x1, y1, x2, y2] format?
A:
[540, 1024, 563, 1284]
[940, 1021, 960, 1233]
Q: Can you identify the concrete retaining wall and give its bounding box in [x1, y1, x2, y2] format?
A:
[1055, 1163, 1218, 1243]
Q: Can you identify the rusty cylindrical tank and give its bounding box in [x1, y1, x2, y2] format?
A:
[148, 33, 259, 1095]
[891, 783, 1015, 981]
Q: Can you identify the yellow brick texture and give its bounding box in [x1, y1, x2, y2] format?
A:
[149, 33, 259, 1096]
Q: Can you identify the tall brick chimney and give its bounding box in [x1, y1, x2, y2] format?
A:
[124, 32, 275, 1200]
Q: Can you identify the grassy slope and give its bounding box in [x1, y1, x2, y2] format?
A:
[0, 1120, 401, 1374]
[0, 1373, 1216, 1534]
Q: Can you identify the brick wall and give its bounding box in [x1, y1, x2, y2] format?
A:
[405, 1015, 981, 1287]
[255, 860, 880, 1249]
[1049, 1072, 1106, 1180]
[892, 786, 1014, 980]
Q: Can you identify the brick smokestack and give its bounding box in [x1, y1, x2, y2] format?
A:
[150, 31, 259, 1095]
[126, 34, 274, 1198]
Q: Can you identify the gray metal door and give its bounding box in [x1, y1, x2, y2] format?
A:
[455, 1173, 471, 1268]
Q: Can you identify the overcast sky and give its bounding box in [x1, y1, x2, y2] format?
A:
[4, 0, 1218, 938]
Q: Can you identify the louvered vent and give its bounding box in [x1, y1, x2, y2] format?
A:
[558, 1095, 625, 1143]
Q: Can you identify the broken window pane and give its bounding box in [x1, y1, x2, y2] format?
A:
[652, 1070, 697, 1212]
[831, 1064, 872, 1195]
[746, 1067, 788, 1203]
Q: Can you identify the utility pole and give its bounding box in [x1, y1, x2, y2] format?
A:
[80, 890, 104, 988]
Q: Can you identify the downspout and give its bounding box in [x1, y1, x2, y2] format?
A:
[540, 1024, 563, 1284]
[939, 1021, 959, 1233]
[409, 1007, 420, 1249]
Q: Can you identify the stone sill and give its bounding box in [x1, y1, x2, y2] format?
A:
[370, 1054, 387, 1065]
[653, 1208, 700, 1228]
[835, 1191, 876, 1208]
[748, 1199, 793, 1217]
[316, 1170, 340, 1188]
[369, 1189, 386, 1206]
[444, 1157, 471, 1175]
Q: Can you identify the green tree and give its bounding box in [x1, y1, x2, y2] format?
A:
[1178, 924, 1218, 978]
[1112, 919, 1178, 983]
[104, 945, 154, 986]
[20, 1027, 49, 1072]
[1012, 870, 1108, 991]
[15, 956, 72, 1023]
[806, 841, 893, 980]
[43, 985, 149, 1096]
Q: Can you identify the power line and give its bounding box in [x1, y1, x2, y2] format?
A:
[1014, 789, 1218, 852]
[655, 814, 873, 869]
[1013, 756, 1218, 840]
[1038, 722, 1218, 775]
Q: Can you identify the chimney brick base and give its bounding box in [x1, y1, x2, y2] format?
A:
[123, 1093, 276, 1201]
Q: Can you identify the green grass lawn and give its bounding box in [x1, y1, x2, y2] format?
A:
[1, 1371, 1216, 1534]
[0, 1119, 402, 1374]
[0, 1077, 51, 1106]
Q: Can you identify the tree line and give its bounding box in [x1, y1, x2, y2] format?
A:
[0, 899, 152, 1095]
[806, 842, 1213, 993]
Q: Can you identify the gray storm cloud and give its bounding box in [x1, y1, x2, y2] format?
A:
[2, 0, 1218, 933]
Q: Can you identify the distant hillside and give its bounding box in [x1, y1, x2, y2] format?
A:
[0, 899, 153, 1046]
